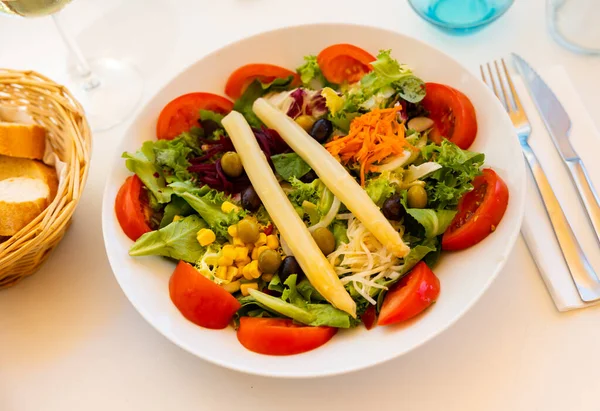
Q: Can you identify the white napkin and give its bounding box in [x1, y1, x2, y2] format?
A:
[514, 66, 600, 311]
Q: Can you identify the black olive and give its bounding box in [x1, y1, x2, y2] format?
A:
[279, 256, 304, 282]
[199, 119, 220, 137]
[309, 118, 333, 143]
[382, 194, 406, 221]
[299, 169, 318, 183]
[241, 185, 261, 212]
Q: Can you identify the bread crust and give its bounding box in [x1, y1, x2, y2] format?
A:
[0, 122, 46, 160]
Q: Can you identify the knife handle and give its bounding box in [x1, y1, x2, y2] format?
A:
[521, 144, 600, 302]
[566, 159, 600, 246]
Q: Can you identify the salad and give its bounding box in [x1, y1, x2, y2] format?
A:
[115, 43, 509, 356]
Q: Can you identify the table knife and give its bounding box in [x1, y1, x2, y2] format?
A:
[513, 53, 600, 246]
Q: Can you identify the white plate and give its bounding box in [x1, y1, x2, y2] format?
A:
[102, 23, 526, 378]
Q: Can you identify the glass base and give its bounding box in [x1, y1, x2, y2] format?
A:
[67, 58, 143, 132]
[408, 0, 514, 33]
[547, 0, 600, 55]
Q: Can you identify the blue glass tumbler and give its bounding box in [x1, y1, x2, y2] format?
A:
[408, 0, 514, 32]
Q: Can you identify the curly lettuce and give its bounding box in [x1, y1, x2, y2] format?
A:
[421, 140, 485, 209]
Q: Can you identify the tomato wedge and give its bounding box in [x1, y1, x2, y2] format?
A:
[317, 44, 376, 84]
[442, 168, 509, 250]
[224, 64, 300, 99]
[378, 261, 440, 326]
[421, 83, 478, 149]
[156, 92, 234, 140]
[169, 261, 241, 329]
[237, 317, 337, 356]
[361, 305, 377, 330]
[115, 175, 152, 241]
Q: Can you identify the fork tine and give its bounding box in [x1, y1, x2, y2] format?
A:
[495, 60, 513, 112]
[486, 62, 505, 109]
[501, 58, 524, 112]
[479, 64, 487, 85]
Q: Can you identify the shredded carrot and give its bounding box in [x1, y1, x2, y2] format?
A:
[325, 106, 413, 185]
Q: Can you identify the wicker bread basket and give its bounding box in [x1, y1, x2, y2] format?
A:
[0, 69, 91, 289]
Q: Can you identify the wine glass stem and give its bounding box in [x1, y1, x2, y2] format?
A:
[51, 12, 100, 91]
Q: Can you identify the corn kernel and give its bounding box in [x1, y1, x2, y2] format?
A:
[262, 273, 274, 282]
[242, 264, 253, 280]
[228, 225, 238, 237]
[247, 260, 262, 279]
[236, 255, 251, 267]
[295, 115, 315, 131]
[197, 228, 216, 246]
[172, 215, 183, 222]
[254, 232, 267, 247]
[241, 282, 259, 296]
[234, 246, 249, 262]
[217, 256, 233, 266]
[222, 245, 237, 260]
[226, 266, 239, 281]
[215, 266, 228, 280]
[222, 280, 241, 294]
[266, 235, 279, 250]
[237, 262, 247, 274]
[252, 245, 270, 261]
[246, 243, 254, 254]
[221, 201, 240, 214]
[232, 237, 245, 247]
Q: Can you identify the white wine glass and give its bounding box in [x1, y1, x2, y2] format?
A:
[0, 0, 143, 131]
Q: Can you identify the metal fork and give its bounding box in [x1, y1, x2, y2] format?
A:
[481, 59, 600, 303]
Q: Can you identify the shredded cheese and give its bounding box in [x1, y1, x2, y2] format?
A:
[328, 215, 407, 305]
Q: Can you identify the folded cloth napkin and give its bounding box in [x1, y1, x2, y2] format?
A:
[514, 66, 600, 311]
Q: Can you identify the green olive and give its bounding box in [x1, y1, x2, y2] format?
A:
[237, 219, 260, 243]
[258, 249, 281, 274]
[407, 185, 428, 209]
[311, 227, 336, 255]
[221, 151, 243, 178]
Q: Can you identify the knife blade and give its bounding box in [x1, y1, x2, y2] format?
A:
[512, 54, 577, 160]
[513, 53, 600, 245]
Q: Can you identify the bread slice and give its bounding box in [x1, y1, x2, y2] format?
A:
[0, 122, 46, 160]
[0, 155, 58, 200]
[0, 177, 50, 236]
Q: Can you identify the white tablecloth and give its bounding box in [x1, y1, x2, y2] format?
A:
[1, 1, 599, 410]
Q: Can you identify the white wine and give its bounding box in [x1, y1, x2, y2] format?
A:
[0, 0, 72, 17]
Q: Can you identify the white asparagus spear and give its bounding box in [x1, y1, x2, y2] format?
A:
[222, 111, 357, 317]
[253, 98, 410, 258]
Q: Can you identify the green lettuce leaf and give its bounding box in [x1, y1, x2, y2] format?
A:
[334, 50, 425, 118]
[123, 141, 173, 204]
[287, 177, 334, 225]
[332, 220, 349, 247]
[122, 132, 202, 203]
[422, 140, 485, 209]
[129, 215, 207, 263]
[244, 275, 358, 328]
[365, 172, 397, 207]
[406, 208, 457, 238]
[233, 76, 295, 128]
[159, 195, 194, 228]
[171, 183, 244, 238]
[296, 55, 327, 89]
[199, 109, 225, 126]
[151, 138, 195, 184]
[271, 152, 312, 181]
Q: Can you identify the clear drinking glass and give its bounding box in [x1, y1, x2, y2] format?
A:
[408, 0, 514, 32]
[0, 0, 143, 131]
[547, 0, 600, 55]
